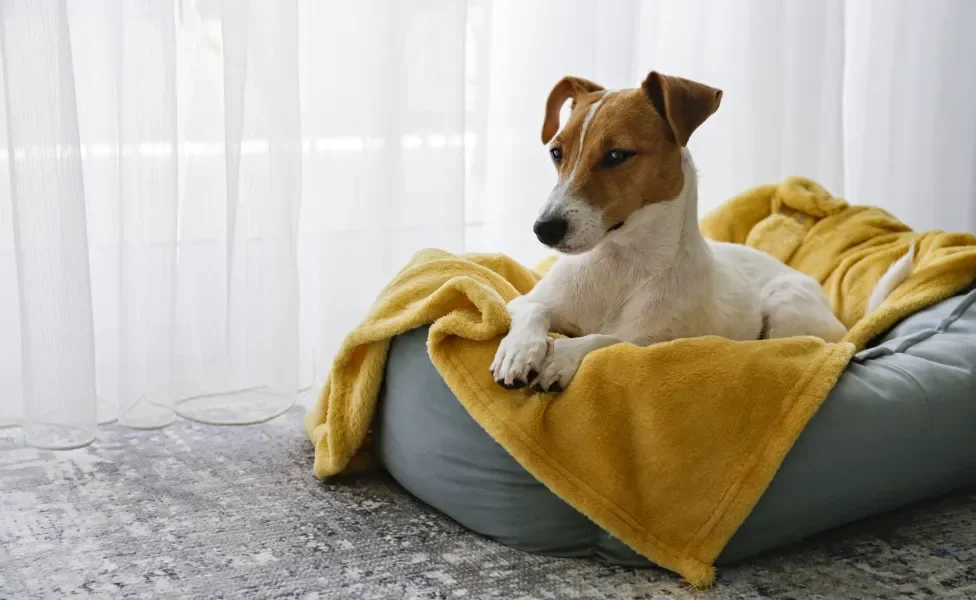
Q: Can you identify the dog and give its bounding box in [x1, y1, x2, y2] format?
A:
[489, 70, 913, 393]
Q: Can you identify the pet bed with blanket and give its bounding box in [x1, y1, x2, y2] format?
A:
[305, 178, 976, 587]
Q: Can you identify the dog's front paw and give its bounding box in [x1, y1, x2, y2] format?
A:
[490, 332, 551, 390]
[531, 338, 585, 393]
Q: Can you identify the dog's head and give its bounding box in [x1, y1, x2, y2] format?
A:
[534, 71, 722, 253]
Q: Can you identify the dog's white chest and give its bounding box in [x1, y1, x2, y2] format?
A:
[566, 275, 670, 343]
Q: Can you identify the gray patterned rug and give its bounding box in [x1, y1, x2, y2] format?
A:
[2, 409, 974, 600]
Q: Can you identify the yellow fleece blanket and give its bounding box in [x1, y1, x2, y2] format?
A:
[305, 177, 976, 587]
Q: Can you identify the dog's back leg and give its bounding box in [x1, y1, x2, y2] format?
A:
[760, 274, 847, 342]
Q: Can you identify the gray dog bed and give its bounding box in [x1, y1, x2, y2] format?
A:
[374, 285, 976, 566]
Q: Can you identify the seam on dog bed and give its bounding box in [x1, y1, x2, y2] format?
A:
[854, 285, 976, 363]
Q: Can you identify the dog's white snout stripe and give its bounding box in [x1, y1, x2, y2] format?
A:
[538, 90, 618, 251]
[543, 91, 613, 218]
[567, 90, 611, 183]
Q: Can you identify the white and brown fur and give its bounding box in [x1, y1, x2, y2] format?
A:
[490, 71, 912, 392]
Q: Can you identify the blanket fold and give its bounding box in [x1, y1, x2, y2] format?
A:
[306, 178, 976, 587]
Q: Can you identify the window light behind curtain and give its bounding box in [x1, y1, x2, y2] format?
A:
[0, 0, 973, 449]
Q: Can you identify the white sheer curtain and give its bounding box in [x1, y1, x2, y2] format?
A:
[1, 0, 974, 449]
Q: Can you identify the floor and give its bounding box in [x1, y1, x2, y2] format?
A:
[2, 409, 974, 599]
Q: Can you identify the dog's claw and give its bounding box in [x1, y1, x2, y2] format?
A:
[530, 381, 563, 394]
[497, 379, 527, 390]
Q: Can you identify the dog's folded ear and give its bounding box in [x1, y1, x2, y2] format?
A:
[541, 76, 605, 144]
[642, 71, 722, 147]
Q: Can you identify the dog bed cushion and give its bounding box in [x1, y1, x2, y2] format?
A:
[375, 283, 976, 566]
[306, 179, 976, 586]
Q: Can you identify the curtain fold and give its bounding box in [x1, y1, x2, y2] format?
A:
[1, 0, 973, 448]
[0, 0, 97, 448]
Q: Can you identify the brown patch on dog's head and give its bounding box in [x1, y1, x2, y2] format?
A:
[535, 71, 721, 251]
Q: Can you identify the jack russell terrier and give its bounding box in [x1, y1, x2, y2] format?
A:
[490, 71, 913, 393]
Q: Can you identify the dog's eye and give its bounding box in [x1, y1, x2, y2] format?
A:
[600, 149, 635, 168]
[549, 147, 563, 164]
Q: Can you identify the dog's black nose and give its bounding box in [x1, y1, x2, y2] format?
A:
[533, 218, 568, 246]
